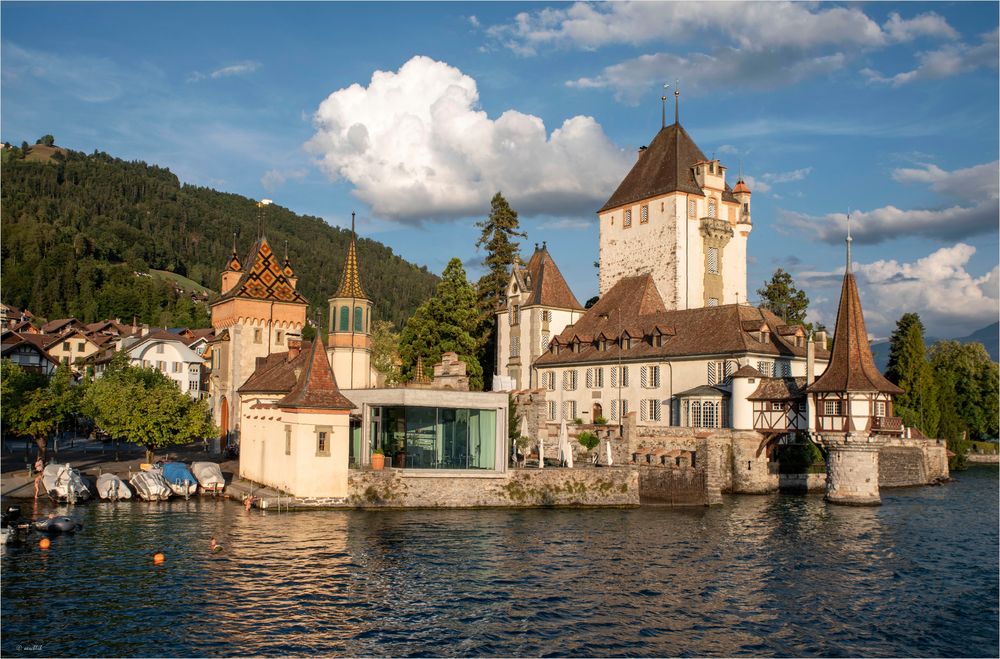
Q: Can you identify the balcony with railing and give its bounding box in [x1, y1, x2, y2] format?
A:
[871, 415, 903, 435]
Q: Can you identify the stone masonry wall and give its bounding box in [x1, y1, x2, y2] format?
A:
[639, 466, 707, 505]
[346, 467, 639, 508]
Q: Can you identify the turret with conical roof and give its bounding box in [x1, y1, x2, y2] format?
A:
[327, 212, 374, 388]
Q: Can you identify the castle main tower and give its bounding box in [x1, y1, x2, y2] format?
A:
[597, 98, 752, 310]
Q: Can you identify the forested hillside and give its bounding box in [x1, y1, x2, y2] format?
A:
[0, 142, 438, 329]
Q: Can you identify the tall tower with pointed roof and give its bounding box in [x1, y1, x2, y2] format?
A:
[597, 101, 752, 311]
[327, 214, 375, 389]
[807, 230, 904, 505]
[209, 210, 308, 444]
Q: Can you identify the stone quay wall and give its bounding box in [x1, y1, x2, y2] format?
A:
[346, 467, 639, 508]
[879, 437, 949, 487]
[639, 466, 707, 505]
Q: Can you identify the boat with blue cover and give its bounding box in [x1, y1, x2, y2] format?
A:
[161, 462, 198, 498]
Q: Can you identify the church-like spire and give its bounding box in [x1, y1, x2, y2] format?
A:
[334, 212, 368, 299]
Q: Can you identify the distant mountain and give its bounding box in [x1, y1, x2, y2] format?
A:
[0, 141, 438, 329]
[871, 321, 999, 372]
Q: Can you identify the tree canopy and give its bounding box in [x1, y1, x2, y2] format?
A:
[474, 192, 525, 385]
[399, 258, 483, 390]
[886, 313, 939, 437]
[756, 269, 810, 327]
[2, 362, 80, 463]
[82, 352, 217, 462]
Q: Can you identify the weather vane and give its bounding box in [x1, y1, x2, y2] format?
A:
[661, 83, 669, 128]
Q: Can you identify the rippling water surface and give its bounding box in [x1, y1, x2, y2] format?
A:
[2, 467, 997, 657]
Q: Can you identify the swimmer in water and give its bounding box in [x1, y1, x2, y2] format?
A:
[210, 537, 223, 552]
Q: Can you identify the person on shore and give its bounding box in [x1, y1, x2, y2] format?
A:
[33, 459, 44, 500]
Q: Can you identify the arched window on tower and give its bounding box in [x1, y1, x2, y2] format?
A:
[339, 306, 350, 331]
[354, 307, 364, 332]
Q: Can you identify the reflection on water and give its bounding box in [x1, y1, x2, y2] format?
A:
[2, 467, 997, 657]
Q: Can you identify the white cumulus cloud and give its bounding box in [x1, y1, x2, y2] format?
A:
[862, 28, 998, 86]
[306, 56, 632, 223]
[800, 244, 999, 337]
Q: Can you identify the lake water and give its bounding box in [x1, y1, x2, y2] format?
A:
[2, 466, 997, 657]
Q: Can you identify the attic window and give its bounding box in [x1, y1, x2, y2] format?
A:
[598, 339, 607, 351]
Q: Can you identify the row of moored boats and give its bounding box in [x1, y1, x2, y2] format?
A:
[41, 461, 226, 503]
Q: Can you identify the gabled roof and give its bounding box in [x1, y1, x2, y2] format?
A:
[534, 274, 829, 367]
[1, 333, 59, 366]
[807, 272, 903, 395]
[332, 233, 367, 299]
[125, 330, 203, 362]
[277, 340, 354, 410]
[41, 317, 82, 334]
[675, 384, 728, 398]
[731, 365, 762, 379]
[215, 237, 308, 305]
[525, 246, 583, 310]
[748, 377, 808, 401]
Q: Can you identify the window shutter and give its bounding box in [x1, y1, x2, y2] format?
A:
[640, 367, 648, 389]
[653, 399, 661, 421]
[640, 400, 648, 422]
[708, 361, 717, 385]
[707, 247, 718, 274]
[622, 367, 629, 387]
[586, 368, 593, 388]
[610, 400, 618, 422]
[622, 399, 629, 416]
[724, 362, 735, 382]
[611, 367, 618, 388]
[652, 366, 660, 387]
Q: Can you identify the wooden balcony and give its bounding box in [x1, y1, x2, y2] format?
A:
[872, 416, 903, 434]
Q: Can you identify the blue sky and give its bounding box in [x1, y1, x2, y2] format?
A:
[2, 2, 997, 339]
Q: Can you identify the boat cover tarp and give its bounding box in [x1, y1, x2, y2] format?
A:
[190, 462, 225, 489]
[41, 463, 91, 502]
[96, 473, 132, 500]
[161, 463, 198, 496]
[130, 471, 172, 501]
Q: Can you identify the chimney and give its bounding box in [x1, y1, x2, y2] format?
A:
[815, 329, 827, 348]
[806, 334, 815, 386]
[286, 331, 303, 361]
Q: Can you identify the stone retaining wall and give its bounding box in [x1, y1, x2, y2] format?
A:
[638, 466, 707, 505]
[346, 467, 639, 508]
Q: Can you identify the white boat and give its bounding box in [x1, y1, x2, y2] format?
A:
[129, 470, 172, 501]
[190, 462, 226, 493]
[96, 473, 132, 500]
[41, 463, 91, 503]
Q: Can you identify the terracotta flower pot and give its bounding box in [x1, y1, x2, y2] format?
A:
[371, 453, 385, 471]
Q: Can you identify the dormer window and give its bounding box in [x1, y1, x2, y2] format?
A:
[598, 339, 607, 351]
[621, 337, 631, 350]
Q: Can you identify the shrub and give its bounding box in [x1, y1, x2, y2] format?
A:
[594, 416, 608, 425]
[577, 431, 600, 452]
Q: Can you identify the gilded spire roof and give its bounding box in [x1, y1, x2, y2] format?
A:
[217, 237, 308, 304]
[333, 228, 367, 300]
[807, 272, 903, 395]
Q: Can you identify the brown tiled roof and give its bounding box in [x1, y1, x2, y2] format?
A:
[238, 347, 310, 394]
[523, 246, 583, 310]
[748, 377, 808, 401]
[534, 274, 829, 367]
[189, 328, 215, 340]
[0, 333, 59, 365]
[277, 340, 354, 410]
[216, 237, 308, 305]
[731, 365, 762, 379]
[600, 123, 707, 212]
[41, 318, 81, 334]
[333, 234, 367, 299]
[807, 273, 903, 395]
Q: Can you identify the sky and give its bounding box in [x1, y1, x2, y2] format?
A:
[2, 1, 997, 340]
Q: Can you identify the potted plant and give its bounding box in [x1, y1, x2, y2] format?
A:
[577, 431, 600, 464]
[371, 448, 385, 471]
[594, 416, 608, 426]
[515, 436, 531, 468]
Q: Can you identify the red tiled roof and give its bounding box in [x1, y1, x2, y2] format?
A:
[807, 273, 903, 395]
[40, 318, 81, 334]
[731, 365, 762, 379]
[534, 274, 827, 367]
[277, 339, 354, 410]
[748, 377, 808, 401]
[523, 246, 583, 310]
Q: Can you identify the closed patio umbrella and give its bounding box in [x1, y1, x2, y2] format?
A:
[538, 434, 545, 469]
[518, 414, 530, 466]
[605, 437, 613, 466]
[560, 419, 573, 468]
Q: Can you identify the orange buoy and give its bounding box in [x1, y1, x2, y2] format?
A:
[39, 537, 51, 550]
[153, 552, 165, 565]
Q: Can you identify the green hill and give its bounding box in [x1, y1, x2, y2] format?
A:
[0, 142, 438, 329]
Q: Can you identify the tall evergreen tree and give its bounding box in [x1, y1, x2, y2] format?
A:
[756, 269, 810, 327]
[929, 340, 1000, 468]
[399, 258, 483, 390]
[886, 313, 939, 436]
[474, 192, 525, 387]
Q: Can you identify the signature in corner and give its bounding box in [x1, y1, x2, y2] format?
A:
[16, 644, 44, 652]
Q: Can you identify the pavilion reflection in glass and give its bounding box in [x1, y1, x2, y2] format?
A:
[372, 406, 496, 469]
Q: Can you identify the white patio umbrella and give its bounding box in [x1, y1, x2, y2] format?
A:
[519, 414, 530, 466]
[605, 437, 614, 466]
[559, 419, 573, 468]
[538, 434, 545, 469]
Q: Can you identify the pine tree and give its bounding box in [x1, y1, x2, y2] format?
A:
[756, 269, 810, 327]
[886, 313, 939, 436]
[474, 192, 525, 387]
[399, 258, 483, 390]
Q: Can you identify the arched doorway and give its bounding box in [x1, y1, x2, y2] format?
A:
[593, 403, 603, 421]
[220, 396, 229, 439]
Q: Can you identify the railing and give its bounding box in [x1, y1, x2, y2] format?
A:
[872, 416, 903, 434]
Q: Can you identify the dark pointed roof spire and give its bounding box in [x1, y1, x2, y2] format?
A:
[225, 230, 242, 272]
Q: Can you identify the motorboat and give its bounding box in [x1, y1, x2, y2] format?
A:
[161, 462, 198, 498]
[34, 515, 82, 533]
[1, 506, 32, 548]
[41, 463, 92, 503]
[129, 470, 172, 501]
[95, 473, 132, 500]
[190, 462, 225, 494]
